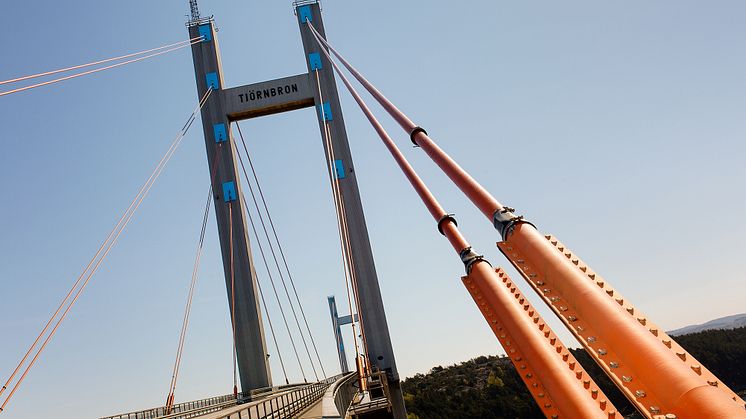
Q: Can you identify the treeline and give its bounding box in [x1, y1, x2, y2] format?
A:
[402, 327, 746, 419]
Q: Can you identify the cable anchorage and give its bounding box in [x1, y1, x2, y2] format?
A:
[492, 206, 534, 240]
[409, 126, 427, 147]
[459, 247, 490, 274]
[436, 213, 458, 236]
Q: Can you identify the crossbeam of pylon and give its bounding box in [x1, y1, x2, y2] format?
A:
[304, 22, 746, 419]
[306, 23, 618, 418]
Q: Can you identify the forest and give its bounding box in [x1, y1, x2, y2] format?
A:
[402, 327, 746, 418]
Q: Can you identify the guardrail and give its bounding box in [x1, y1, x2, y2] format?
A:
[332, 372, 358, 416]
[100, 392, 243, 419]
[99, 377, 343, 419]
[216, 375, 343, 419]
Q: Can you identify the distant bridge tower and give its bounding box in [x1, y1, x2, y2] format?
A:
[187, 2, 406, 416]
[327, 295, 359, 374]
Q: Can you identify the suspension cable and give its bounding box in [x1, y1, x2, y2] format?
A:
[165, 184, 213, 414]
[312, 68, 366, 367]
[235, 123, 327, 378]
[306, 22, 506, 221]
[0, 37, 202, 86]
[234, 182, 308, 383]
[308, 27, 628, 418]
[0, 37, 204, 97]
[233, 124, 321, 381]
[228, 203, 238, 397]
[0, 88, 212, 414]
[165, 139, 224, 413]
[255, 274, 290, 385]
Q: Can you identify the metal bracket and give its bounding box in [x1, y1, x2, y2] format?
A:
[493, 206, 533, 239]
[213, 123, 227, 143]
[205, 72, 220, 90]
[198, 24, 212, 42]
[222, 181, 237, 202]
[308, 52, 322, 70]
[409, 126, 427, 147]
[459, 246, 489, 274]
[436, 213, 457, 235]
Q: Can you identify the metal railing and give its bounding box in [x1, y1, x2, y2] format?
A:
[100, 392, 243, 419]
[216, 375, 343, 419]
[332, 373, 358, 416]
[100, 377, 343, 419]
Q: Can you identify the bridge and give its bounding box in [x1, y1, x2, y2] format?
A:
[1, 1, 745, 419]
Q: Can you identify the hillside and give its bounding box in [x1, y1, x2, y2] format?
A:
[669, 313, 746, 336]
[402, 327, 746, 418]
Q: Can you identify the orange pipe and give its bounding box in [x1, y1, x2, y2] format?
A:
[465, 261, 609, 418]
[305, 30, 616, 416]
[508, 224, 746, 418]
[307, 24, 745, 417]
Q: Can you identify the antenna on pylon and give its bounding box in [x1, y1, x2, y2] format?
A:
[189, 0, 200, 22]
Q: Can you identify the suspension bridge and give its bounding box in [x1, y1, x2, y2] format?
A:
[1, 1, 745, 418]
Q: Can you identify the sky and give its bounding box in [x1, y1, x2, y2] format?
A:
[1, 1, 745, 418]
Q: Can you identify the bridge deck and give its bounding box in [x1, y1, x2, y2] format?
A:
[296, 399, 323, 419]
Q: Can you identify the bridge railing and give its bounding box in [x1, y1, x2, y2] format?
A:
[99, 392, 242, 419]
[99, 377, 344, 419]
[216, 375, 343, 419]
[331, 372, 358, 415]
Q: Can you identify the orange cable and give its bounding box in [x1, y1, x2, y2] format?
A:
[0, 39, 202, 97]
[0, 37, 202, 86]
[229, 203, 238, 397]
[0, 88, 212, 414]
[166, 145, 222, 411]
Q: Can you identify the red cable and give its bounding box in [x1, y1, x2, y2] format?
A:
[0, 38, 203, 97]
[229, 202, 238, 397]
[0, 88, 212, 414]
[0, 37, 202, 86]
[306, 25, 469, 253]
[165, 145, 222, 412]
[306, 22, 505, 220]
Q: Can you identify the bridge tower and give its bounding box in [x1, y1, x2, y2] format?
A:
[187, 2, 406, 416]
[328, 295, 361, 374]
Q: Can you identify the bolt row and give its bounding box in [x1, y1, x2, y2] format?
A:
[498, 241, 661, 417]
[481, 267, 617, 415]
[542, 235, 745, 409]
[462, 275, 561, 417]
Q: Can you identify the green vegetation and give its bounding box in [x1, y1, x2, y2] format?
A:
[402, 327, 746, 418]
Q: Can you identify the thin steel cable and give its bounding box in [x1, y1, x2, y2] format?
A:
[238, 188, 308, 383]
[166, 141, 223, 408]
[314, 68, 370, 359]
[0, 37, 202, 86]
[313, 69, 365, 364]
[318, 105, 361, 364]
[327, 127, 371, 370]
[0, 86, 204, 399]
[166, 142, 223, 411]
[235, 123, 327, 378]
[0, 88, 212, 414]
[233, 125, 319, 381]
[165, 184, 214, 413]
[239, 192, 290, 385]
[0, 38, 203, 97]
[229, 203, 238, 396]
[256, 275, 290, 385]
[307, 22, 506, 220]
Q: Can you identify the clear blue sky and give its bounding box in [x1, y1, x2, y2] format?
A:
[1, 1, 745, 418]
